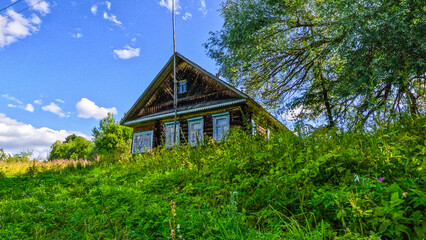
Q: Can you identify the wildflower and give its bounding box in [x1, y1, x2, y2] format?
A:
[177, 224, 180, 229]
[266, 177, 269, 180]
[0, 225, 2, 229]
[166, 197, 168, 199]
[354, 174, 360, 183]
[0, 216, 2, 219]
[379, 177, 384, 182]
[403, 192, 408, 198]
[134, 209, 137, 212]
[179, 235, 182, 239]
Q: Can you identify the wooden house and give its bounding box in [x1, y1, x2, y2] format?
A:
[120, 53, 287, 153]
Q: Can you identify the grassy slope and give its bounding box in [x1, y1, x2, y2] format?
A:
[0, 118, 425, 239]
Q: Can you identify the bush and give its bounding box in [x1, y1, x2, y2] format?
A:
[0, 116, 424, 239]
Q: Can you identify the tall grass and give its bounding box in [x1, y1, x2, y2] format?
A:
[0, 116, 424, 239]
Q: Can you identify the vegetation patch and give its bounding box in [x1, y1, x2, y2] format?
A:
[0, 117, 424, 239]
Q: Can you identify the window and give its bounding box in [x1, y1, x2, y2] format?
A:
[178, 81, 187, 93]
[165, 121, 180, 148]
[188, 117, 204, 146]
[212, 112, 230, 142]
[132, 131, 153, 154]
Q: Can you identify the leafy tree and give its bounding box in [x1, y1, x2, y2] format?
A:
[4, 150, 33, 163]
[92, 113, 133, 156]
[48, 134, 93, 160]
[205, 0, 425, 127]
[0, 148, 10, 161]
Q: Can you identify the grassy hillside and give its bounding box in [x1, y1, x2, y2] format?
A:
[0, 118, 425, 239]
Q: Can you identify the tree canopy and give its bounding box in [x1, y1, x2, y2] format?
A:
[92, 113, 133, 156]
[48, 134, 93, 160]
[205, 0, 425, 127]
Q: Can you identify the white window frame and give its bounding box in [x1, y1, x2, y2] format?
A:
[132, 130, 153, 154]
[178, 81, 187, 93]
[212, 112, 230, 142]
[188, 116, 204, 146]
[165, 121, 180, 148]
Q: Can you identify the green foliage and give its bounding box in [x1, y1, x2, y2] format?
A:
[92, 113, 133, 158]
[48, 134, 94, 160]
[0, 116, 424, 239]
[205, 0, 425, 127]
[1, 150, 33, 163]
[0, 149, 10, 161]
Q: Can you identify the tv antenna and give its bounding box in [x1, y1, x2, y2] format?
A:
[172, 0, 178, 146]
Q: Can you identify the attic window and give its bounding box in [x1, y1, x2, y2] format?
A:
[178, 81, 187, 93]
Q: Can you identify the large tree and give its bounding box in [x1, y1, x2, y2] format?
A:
[92, 113, 133, 156]
[205, 0, 425, 127]
[48, 134, 94, 160]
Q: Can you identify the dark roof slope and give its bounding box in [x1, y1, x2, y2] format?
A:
[120, 52, 286, 130]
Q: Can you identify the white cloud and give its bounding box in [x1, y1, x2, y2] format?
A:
[34, 99, 42, 105]
[26, 0, 50, 15]
[2, 94, 34, 112]
[113, 45, 140, 59]
[0, 113, 89, 158]
[103, 12, 121, 25]
[105, 1, 111, 10]
[71, 32, 83, 39]
[199, 0, 207, 16]
[281, 105, 311, 121]
[42, 102, 67, 117]
[56, 98, 65, 103]
[91, 4, 98, 15]
[0, 9, 43, 48]
[76, 98, 117, 120]
[182, 12, 192, 20]
[159, 0, 181, 12]
[24, 104, 34, 112]
[131, 37, 137, 43]
[1, 94, 22, 104]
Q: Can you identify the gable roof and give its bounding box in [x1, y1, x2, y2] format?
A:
[120, 52, 286, 130]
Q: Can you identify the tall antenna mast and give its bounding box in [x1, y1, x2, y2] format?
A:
[172, 0, 178, 146]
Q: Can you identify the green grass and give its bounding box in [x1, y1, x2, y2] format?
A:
[0, 117, 425, 239]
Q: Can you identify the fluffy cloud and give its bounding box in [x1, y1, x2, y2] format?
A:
[1, 94, 22, 104]
[24, 103, 34, 112]
[0, 9, 43, 48]
[159, 0, 181, 12]
[91, 5, 98, 15]
[281, 105, 311, 121]
[182, 12, 192, 20]
[105, 1, 111, 10]
[34, 99, 42, 105]
[26, 0, 50, 15]
[0, 113, 89, 158]
[76, 98, 117, 120]
[113, 46, 140, 59]
[199, 0, 207, 16]
[2, 94, 34, 112]
[103, 12, 121, 25]
[56, 98, 65, 103]
[71, 32, 83, 39]
[42, 102, 67, 117]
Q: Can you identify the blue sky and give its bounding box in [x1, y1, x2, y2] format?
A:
[0, 0, 224, 157]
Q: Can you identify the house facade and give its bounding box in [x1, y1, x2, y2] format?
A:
[120, 53, 286, 154]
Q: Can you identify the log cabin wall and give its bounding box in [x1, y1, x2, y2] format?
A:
[133, 104, 251, 149]
[137, 64, 243, 118]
